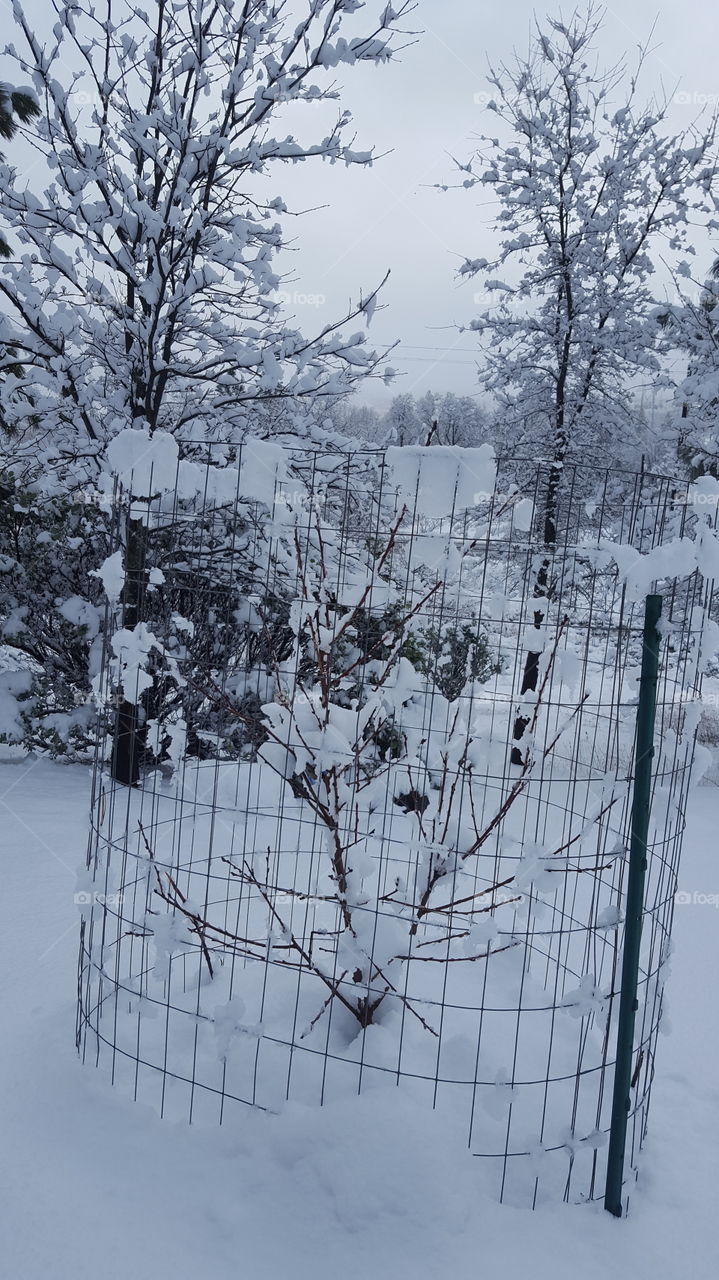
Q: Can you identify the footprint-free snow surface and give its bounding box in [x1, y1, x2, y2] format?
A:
[1, 758, 717, 1279]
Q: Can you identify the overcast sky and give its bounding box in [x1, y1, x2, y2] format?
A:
[3, 1, 718, 411]
[275, 0, 719, 407]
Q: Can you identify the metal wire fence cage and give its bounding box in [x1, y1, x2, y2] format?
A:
[76, 439, 716, 1210]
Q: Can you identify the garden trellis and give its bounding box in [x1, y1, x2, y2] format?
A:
[77, 438, 717, 1210]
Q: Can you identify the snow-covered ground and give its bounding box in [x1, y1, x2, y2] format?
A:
[1, 757, 717, 1279]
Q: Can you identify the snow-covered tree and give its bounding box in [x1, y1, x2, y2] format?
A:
[328, 391, 489, 450]
[330, 396, 384, 441]
[150, 444, 593, 1036]
[433, 392, 485, 447]
[0, 73, 39, 435]
[385, 391, 421, 444]
[659, 257, 719, 478]
[451, 5, 716, 760]
[0, 77, 39, 258]
[0, 0, 413, 490]
[415, 389, 437, 437]
[0, 81, 38, 143]
[456, 6, 715, 468]
[0, 0, 413, 765]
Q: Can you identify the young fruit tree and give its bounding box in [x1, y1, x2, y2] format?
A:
[451, 5, 717, 761]
[135, 446, 602, 1042]
[0, 0, 413, 771]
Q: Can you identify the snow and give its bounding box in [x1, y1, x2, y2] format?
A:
[90, 549, 125, 602]
[385, 444, 497, 518]
[106, 428, 180, 498]
[589, 519, 719, 603]
[109, 621, 160, 702]
[104, 431, 288, 511]
[57, 595, 102, 637]
[0, 757, 717, 1279]
[0, 668, 32, 738]
[513, 496, 534, 532]
[238, 438, 288, 508]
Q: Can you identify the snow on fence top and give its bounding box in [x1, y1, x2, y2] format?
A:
[385, 443, 497, 516]
[106, 428, 289, 508]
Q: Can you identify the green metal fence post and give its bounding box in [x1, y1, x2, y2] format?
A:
[604, 592, 662, 1217]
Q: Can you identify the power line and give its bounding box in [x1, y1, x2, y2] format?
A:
[395, 356, 478, 366]
[397, 344, 478, 353]
[393, 344, 479, 366]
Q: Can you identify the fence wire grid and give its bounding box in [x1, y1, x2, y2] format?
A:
[77, 441, 715, 1210]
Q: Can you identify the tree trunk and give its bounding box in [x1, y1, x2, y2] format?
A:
[510, 446, 564, 764]
[110, 515, 147, 786]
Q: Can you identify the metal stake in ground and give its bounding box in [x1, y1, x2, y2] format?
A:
[604, 592, 662, 1218]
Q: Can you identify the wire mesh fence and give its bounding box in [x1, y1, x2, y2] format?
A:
[76, 439, 715, 1209]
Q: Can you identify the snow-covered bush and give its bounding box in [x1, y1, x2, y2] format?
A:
[0, 475, 108, 754]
